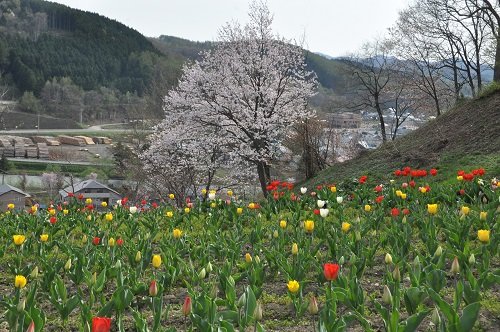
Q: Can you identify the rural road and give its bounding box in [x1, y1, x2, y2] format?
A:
[0, 123, 151, 134]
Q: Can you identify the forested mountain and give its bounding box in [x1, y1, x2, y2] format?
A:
[0, 0, 184, 123]
[0, 0, 349, 124]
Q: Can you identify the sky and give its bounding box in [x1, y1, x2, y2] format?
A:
[50, 0, 410, 57]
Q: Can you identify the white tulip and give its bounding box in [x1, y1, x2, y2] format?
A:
[336, 196, 343, 204]
[319, 208, 329, 218]
[300, 187, 307, 194]
[129, 206, 137, 214]
[317, 200, 325, 208]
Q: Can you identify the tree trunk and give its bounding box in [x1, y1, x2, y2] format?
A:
[256, 161, 269, 197]
[375, 95, 387, 141]
[494, 33, 500, 82]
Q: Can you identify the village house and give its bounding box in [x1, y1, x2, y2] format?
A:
[59, 179, 121, 206]
[0, 184, 30, 211]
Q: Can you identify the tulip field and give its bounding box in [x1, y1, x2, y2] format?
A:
[0, 167, 499, 331]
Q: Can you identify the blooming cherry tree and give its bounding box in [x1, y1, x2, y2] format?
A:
[143, 1, 316, 195]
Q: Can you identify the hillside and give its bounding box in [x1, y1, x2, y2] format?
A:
[305, 89, 500, 186]
[151, 35, 352, 112]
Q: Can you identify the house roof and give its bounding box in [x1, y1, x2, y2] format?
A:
[0, 184, 30, 197]
[59, 180, 121, 198]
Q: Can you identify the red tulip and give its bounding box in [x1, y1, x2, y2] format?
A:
[359, 175, 368, 184]
[430, 169, 437, 176]
[182, 296, 192, 317]
[403, 208, 410, 215]
[116, 238, 124, 246]
[26, 321, 35, 332]
[92, 237, 100, 245]
[92, 317, 111, 332]
[50, 216, 57, 224]
[323, 263, 340, 281]
[149, 280, 158, 297]
[391, 208, 400, 217]
[375, 195, 384, 204]
[313, 209, 320, 215]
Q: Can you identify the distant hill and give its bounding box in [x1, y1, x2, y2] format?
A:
[303, 89, 500, 186]
[151, 35, 353, 111]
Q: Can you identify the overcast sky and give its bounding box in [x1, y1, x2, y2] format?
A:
[50, 0, 410, 57]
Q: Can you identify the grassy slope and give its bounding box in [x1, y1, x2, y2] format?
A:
[305, 90, 500, 186]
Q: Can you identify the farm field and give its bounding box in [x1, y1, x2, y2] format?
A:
[0, 167, 498, 331]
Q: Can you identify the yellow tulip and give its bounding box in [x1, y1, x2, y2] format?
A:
[48, 208, 56, 216]
[245, 253, 252, 263]
[166, 211, 173, 218]
[292, 243, 298, 255]
[478, 230, 490, 243]
[420, 187, 427, 193]
[85, 198, 92, 204]
[401, 193, 407, 200]
[460, 206, 470, 215]
[201, 188, 207, 195]
[364, 204, 371, 212]
[427, 204, 438, 215]
[210, 202, 217, 208]
[169, 193, 175, 199]
[86, 215, 92, 221]
[341, 222, 351, 233]
[63, 209, 69, 215]
[457, 175, 463, 181]
[108, 238, 115, 247]
[13, 235, 26, 246]
[237, 207, 243, 215]
[40, 234, 49, 242]
[279, 220, 287, 229]
[101, 201, 108, 207]
[152, 254, 162, 268]
[173, 228, 183, 239]
[184, 207, 190, 214]
[227, 190, 233, 197]
[395, 190, 402, 197]
[7, 203, 15, 210]
[31, 205, 37, 213]
[15, 275, 27, 288]
[248, 202, 255, 209]
[105, 213, 113, 221]
[480, 211, 487, 220]
[287, 280, 300, 294]
[304, 220, 314, 233]
[330, 186, 337, 193]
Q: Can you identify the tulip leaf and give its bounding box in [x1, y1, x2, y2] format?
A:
[217, 310, 239, 322]
[427, 288, 458, 324]
[219, 320, 237, 331]
[132, 309, 150, 332]
[62, 295, 81, 320]
[404, 287, 426, 315]
[426, 269, 446, 293]
[94, 268, 107, 292]
[28, 306, 46, 332]
[401, 309, 430, 332]
[459, 302, 480, 332]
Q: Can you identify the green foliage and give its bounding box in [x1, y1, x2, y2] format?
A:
[19, 91, 41, 113]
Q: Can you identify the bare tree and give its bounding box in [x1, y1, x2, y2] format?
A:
[345, 40, 394, 141]
[390, 5, 456, 116]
